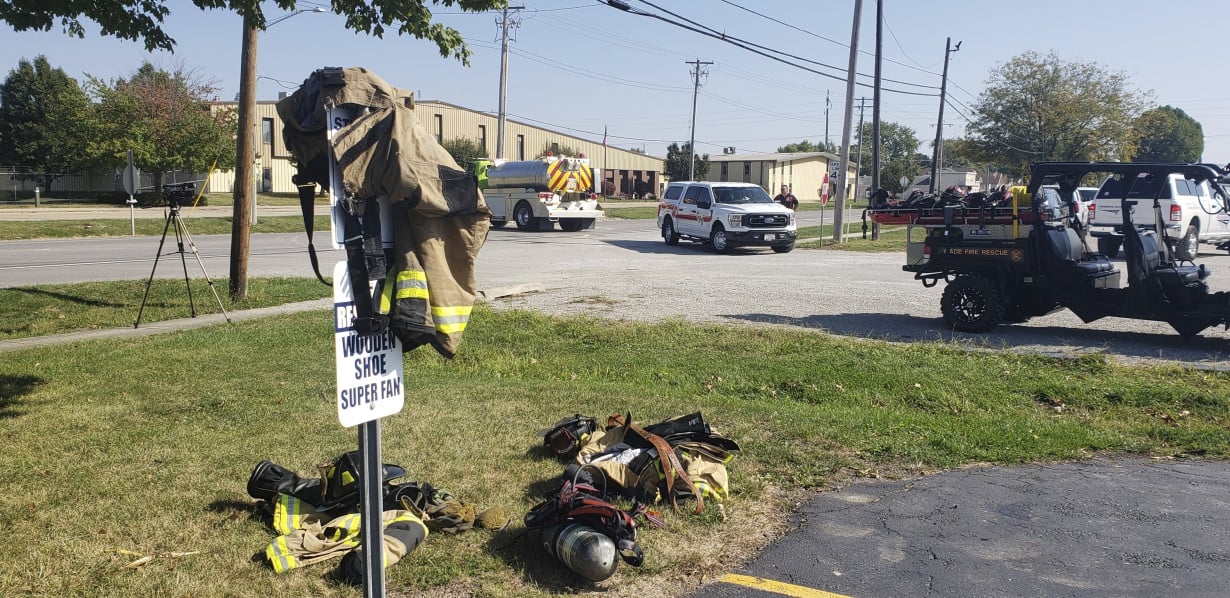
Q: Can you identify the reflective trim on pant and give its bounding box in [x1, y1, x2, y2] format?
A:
[379, 269, 429, 313]
[267, 535, 298, 573]
[431, 305, 472, 334]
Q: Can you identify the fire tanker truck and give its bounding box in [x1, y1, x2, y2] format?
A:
[474, 154, 604, 232]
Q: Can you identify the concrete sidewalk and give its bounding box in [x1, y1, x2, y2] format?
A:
[0, 298, 332, 353]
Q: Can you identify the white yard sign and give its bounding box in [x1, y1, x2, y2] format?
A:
[333, 261, 405, 427]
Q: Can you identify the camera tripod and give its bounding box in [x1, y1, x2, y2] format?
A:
[134, 200, 230, 328]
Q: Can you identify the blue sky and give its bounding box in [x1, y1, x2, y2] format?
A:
[3, 0, 1228, 163]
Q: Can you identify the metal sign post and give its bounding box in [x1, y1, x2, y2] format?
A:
[124, 150, 139, 235]
[328, 103, 403, 598]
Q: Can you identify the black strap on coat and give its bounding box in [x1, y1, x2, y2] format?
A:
[341, 198, 388, 336]
[293, 173, 331, 287]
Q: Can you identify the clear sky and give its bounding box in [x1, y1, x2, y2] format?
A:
[3, 0, 1228, 164]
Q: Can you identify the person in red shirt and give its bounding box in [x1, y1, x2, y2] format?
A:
[773, 184, 799, 210]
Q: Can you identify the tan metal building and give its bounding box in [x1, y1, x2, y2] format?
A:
[207, 99, 664, 198]
[705, 151, 857, 201]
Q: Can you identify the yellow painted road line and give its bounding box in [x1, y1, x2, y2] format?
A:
[718, 573, 854, 598]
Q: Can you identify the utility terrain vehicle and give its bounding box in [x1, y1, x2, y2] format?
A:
[868, 162, 1230, 338]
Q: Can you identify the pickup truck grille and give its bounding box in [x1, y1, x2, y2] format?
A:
[745, 214, 789, 228]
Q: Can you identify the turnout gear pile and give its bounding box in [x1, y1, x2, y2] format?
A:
[527, 411, 740, 580]
[277, 66, 491, 357]
[246, 453, 503, 581]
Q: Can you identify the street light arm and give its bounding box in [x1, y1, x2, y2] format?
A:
[266, 7, 326, 28]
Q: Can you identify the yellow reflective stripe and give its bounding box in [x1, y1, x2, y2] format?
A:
[274, 495, 303, 535]
[393, 270, 429, 301]
[267, 536, 297, 573]
[379, 278, 395, 313]
[431, 305, 472, 334]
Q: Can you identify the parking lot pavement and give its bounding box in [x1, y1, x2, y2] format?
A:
[691, 458, 1230, 598]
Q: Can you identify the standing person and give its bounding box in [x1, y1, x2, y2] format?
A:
[774, 184, 799, 210]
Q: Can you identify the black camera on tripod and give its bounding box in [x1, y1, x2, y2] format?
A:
[162, 182, 196, 210]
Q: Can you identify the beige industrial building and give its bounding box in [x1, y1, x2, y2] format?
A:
[206, 99, 665, 198]
[705, 151, 857, 201]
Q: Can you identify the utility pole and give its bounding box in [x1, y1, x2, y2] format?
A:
[495, 5, 524, 159]
[832, 0, 863, 243]
[930, 37, 960, 194]
[824, 90, 831, 149]
[871, 0, 884, 240]
[686, 59, 712, 181]
[230, 16, 258, 301]
[855, 97, 867, 198]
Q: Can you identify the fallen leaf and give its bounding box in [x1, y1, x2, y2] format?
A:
[122, 556, 154, 570]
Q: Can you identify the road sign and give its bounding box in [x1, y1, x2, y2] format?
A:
[333, 261, 404, 427]
[123, 150, 138, 196]
[900, 176, 910, 188]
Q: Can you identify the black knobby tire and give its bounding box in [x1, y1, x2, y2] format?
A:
[941, 275, 1004, 333]
[1097, 237, 1121, 259]
[514, 201, 536, 231]
[710, 224, 731, 253]
[559, 219, 586, 232]
[662, 219, 680, 245]
[1177, 225, 1200, 261]
[771, 242, 794, 253]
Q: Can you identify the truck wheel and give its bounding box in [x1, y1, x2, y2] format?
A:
[941, 275, 1004, 333]
[771, 242, 794, 253]
[1177, 225, 1199, 261]
[1096, 237, 1121, 258]
[490, 219, 507, 228]
[710, 224, 731, 253]
[559, 219, 585, 232]
[514, 201, 536, 231]
[662, 219, 680, 245]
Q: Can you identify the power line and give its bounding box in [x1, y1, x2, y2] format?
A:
[637, 0, 938, 91]
[602, 0, 938, 97]
[714, 0, 942, 78]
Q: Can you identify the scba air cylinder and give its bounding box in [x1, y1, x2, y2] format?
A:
[544, 522, 618, 581]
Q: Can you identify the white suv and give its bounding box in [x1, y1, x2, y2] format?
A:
[657, 182, 797, 253]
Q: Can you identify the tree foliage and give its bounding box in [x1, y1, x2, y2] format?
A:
[967, 51, 1150, 176]
[86, 62, 237, 190]
[1132, 106, 1203, 163]
[663, 142, 709, 181]
[849, 121, 921, 194]
[776, 139, 837, 154]
[0, 0, 500, 63]
[536, 141, 581, 159]
[0, 56, 95, 192]
[441, 136, 488, 167]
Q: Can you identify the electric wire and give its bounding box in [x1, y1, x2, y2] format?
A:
[604, 1, 937, 97]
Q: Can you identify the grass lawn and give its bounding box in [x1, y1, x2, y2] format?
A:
[2, 302, 1228, 596]
[0, 277, 331, 340]
[0, 215, 332, 240]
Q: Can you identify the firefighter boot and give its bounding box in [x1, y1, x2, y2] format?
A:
[247, 460, 324, 505]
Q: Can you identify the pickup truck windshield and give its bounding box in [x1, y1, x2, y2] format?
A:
[1096, 174, 1171, 200]
[714, 187, 774, 204]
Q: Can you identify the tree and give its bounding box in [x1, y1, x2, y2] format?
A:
[0, 56, 95, 193]
[86, 62, 237, 192]
[846, 121, 920, 194]
[1132, 106, 1203, 163]
[967, 51, 1150, 176]
[777, 139, 837, 154]
[441, 137, 488, 167]
[663, 142, 709, 181]
[0, 1, 498, 63]
[535, 141, 581, 158]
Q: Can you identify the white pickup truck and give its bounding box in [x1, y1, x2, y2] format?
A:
[1087, 171, 1230, 260]
[657, 181, 797, 253]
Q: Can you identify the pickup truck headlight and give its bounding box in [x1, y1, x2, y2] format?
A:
[728, 214, 743, 228]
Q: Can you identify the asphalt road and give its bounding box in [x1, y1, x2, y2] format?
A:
[6, 210, 1230, 598]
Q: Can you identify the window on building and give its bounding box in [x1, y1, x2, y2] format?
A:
[720, 163, 728, 181]
[433, 114, 443, 143]
[478, 125, 487, 155]
[516, 135, 525, 160]
[261, 118, 273, 145]
[551, 142, 560, 155]
[742, 162, 751, 183]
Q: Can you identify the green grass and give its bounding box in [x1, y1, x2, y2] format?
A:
[799, 224, 909, 252]
[0, 277, 330, 339]
[0, 193, 316, 209]
[2, 304, 1229, 596]
[0, 215, 332, 240]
